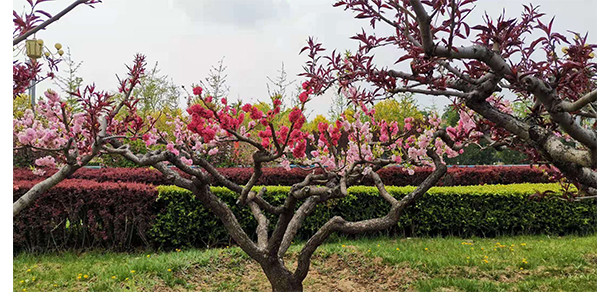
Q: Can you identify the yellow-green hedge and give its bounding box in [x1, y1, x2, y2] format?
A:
[149, 183, 595, 249]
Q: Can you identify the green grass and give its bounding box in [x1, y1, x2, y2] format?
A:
[14, 234, 596, 291]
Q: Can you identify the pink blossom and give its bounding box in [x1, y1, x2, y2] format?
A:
[166, 143, 180, 155]
[281, 159, 291, 171]
[32, 168, 46, 176]
[180, 156, 193, 166]
[35, 156, 56, 168]
[208, 148, 219, 155]
[391, 154, 402, 164]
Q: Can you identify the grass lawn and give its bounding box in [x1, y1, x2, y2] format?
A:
[14, 234, 596, 291]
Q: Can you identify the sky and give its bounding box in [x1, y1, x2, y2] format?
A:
[12, 0, 597, 119]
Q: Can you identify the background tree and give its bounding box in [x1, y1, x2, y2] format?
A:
[198, 57, 230, 102]
[328, 85, 350, 121]
[373, 93, 423, 128]
[52, 47, 84, 110]
[132, 62, 181, 117]
[301, 0, 596, 197]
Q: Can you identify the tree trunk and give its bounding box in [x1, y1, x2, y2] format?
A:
[261, 259, 303, 292]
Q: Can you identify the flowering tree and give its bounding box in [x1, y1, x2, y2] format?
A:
[13, 54, 146, 216]
[300, 0, 596, 198]
[77, 75, 477, 290]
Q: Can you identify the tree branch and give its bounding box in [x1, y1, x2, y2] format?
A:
[556, 90, 597, 113]
[13, 0, 91, 46]
[294, 148, 447, 282]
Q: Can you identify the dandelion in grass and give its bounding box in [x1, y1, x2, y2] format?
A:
[131, 270, 136, 273]
[521, 243, 526, 246]
[26, 269, 31, 272]
[125, 278, 129, 281]
[83, 275, 88, 279]
[396, 247, 400, 251]
[424, 248, 428, 251]
[147, 255, 150, 258]
[112, 276, 116, 279]
[167, 269, 172, 272]
[20, 280, 24, 284]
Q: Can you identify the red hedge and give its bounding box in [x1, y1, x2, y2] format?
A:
[13, 179, 158, 252]
[14, 165, 559, 187]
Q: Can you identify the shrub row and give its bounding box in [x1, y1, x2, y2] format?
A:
[150, 184, 595, 249]
[14, 179, 593, 252]
[14, 165, 560, 187]
[13, 179, 158, 253]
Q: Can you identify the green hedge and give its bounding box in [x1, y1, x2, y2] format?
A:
[149, 184, 596, 249]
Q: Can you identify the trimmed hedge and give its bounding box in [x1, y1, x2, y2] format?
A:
[14, 180, 595, 252]
[13, 179, 158, 253]
[150, 184, 596, 249]
[13, 165, 560, 187]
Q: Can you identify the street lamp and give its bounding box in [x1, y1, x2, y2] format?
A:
[25, 39, 43, 109]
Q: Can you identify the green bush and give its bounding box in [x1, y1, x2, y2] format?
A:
[149, 184, 596, 249]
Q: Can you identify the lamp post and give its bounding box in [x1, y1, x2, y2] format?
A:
[25, 39, 43, 109]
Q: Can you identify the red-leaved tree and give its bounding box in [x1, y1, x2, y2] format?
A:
[300, 0, 596, 198]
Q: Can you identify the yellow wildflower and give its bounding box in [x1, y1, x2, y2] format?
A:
[424, 248, 428, 251]
[26, 269, 31, 272]
[20, 280, 24, 284]
[167, 269, 172, 272]
[147, 255, 151, 258]
[130, 270, 136, 273]
[396, 247, 400, 251]
[83, 275, 88, 279]
[342, 245, 346, 248]
[125, 278, 129, 281]
[112, 276, 116, 279]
